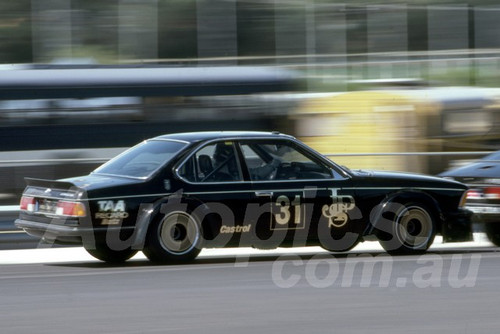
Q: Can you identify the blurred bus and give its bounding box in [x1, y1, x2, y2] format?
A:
[0, 65, 297, 204]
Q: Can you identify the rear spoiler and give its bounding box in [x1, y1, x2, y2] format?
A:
[25, 177, 78, 190]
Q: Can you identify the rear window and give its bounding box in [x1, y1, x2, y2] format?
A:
[93, 140, 187, 178]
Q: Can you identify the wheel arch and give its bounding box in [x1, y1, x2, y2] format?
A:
[366, 189, 443, 236]
[130, 194, 221, 250]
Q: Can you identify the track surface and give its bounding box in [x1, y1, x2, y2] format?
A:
[1, 240, 499, 334]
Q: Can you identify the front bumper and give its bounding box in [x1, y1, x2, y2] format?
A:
[442, 208, 473, 243]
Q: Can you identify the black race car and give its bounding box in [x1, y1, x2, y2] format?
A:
[16, 131, 471, 263]
[440, 150, 500, 245]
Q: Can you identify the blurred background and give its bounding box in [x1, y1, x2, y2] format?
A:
[1, 0, 500, 205]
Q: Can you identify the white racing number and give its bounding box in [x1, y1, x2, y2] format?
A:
[273, 195, 304, 230]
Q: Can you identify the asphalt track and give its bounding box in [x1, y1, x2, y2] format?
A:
[1, 238, 499, 334]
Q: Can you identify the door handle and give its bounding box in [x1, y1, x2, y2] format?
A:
[255, 191, 273, 197]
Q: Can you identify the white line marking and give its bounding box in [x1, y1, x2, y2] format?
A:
[0, 234, 493, 267]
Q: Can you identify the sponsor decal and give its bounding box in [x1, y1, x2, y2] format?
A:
[322, 195, 356, 228]
[220, 224, 252, 234]
[271, 194, 305, 231]
[95, 200, 129, 225]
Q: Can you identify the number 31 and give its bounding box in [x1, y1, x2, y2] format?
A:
[275, 195, 301, 225]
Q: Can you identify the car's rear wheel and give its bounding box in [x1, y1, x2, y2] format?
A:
[379, 203, 436, 255]
[485, 223, 500, 246]
[143, 211, 202, 264]
[86, 245, 138, 263]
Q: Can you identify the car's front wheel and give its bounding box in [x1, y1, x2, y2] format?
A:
[378, 203, 436, 255]
[143, 211, 202, 264]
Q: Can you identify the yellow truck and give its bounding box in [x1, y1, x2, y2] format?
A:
[294, 87, 500, 174]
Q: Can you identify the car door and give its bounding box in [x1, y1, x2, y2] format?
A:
[238, 138, 359, 251]
[176, 140, 255, 247]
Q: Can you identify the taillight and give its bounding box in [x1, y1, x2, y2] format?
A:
[20, 196, 36, 211]
[484, 187, 500, 199]
[466, 190, 481, 200]
[56, 201, 86, 217]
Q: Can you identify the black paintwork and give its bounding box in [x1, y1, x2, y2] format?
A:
[16, 131, 471, 251]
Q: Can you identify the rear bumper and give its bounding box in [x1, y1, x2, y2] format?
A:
[15, 219, 93, 244]
[14, 219, 132, 245]
[465, 205, 500, 224]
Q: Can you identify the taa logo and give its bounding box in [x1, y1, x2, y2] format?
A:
[95, 200, 129, 224]
[97, 200, 126, 212]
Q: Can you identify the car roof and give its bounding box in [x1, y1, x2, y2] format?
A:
[439, 150, 500, 178]
[152, 131, 295, 143]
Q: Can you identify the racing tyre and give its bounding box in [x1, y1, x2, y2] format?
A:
[318, 228, 361, 252]
[320, 238, 360, 253]
[143, 211, 202, 264]
[485, 224, 500, 246]
[86, 245, 138, 263]
[378, 203, 436, 255]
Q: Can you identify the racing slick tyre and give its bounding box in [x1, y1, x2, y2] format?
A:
[143, 211, 202, 264]
[318, 225, 361, 252]
[485, 223, 500, 247]
[378, 202, 436, 255]
[320, 239, 360, 253]
[86, 245, 138, 263]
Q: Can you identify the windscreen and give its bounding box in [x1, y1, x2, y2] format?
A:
[93, 140, 187, 178]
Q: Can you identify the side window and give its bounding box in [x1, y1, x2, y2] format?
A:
[240, 141, 332, 181]
[178, 142, 243, 182]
